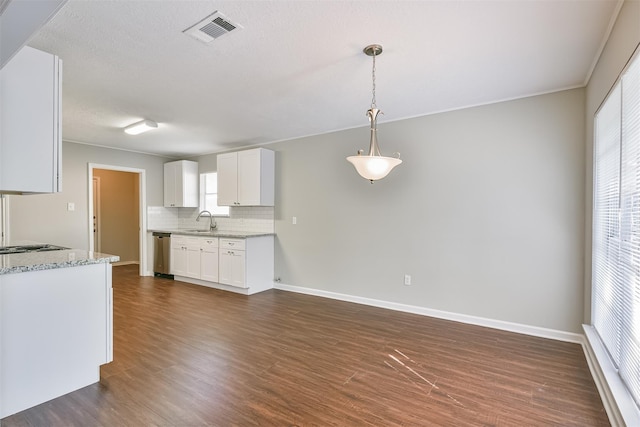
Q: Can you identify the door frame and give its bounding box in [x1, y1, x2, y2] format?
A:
[92, 176, 101, 253]
[87, 163, 147, 276]
[0, 195, 7, 246]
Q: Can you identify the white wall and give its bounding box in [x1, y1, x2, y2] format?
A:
[8, 141, 168, 250]
[263, 88, 586, 333]
[584, 0, 640, 324]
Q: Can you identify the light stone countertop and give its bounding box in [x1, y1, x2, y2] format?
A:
[0, 249, 120, 275]
[149, 229, 275, 238]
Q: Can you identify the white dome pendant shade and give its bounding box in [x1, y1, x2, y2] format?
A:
[347, 108, 402, 182]
[347, 44, 402, 183]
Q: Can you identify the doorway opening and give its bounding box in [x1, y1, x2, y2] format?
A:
[88, 164, 147, 276]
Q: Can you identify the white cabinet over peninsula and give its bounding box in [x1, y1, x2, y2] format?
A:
[0, 247, 119, 418]
[0, 45, 62, 194]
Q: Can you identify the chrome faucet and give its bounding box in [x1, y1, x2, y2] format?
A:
[196, 210, 217, 231]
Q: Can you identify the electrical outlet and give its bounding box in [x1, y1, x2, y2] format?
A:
[404, 274, 411, 286]
[292, 216, 297, 225]
[67, 202, 75, 211]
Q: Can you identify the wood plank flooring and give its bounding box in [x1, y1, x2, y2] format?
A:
[2, 265, 609, 426]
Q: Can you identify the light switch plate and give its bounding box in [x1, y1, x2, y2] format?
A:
[67, 202, 75, 211]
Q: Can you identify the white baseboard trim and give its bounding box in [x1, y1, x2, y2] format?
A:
[112, 261, 139, 267]
[274, 283, 584, 343]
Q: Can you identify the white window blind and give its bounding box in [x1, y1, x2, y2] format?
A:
[592, 50, 640, 411]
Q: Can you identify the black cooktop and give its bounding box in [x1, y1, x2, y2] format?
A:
[0, 244, 68, 255]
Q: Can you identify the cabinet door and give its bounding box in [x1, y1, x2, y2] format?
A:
[164, 161, 198, 207]
[170, 238, 187, 276]
[218, 250, 232, 285]
[178, 161, 199, 208]
[229, 250, 246, 288]
[217, 152, 238, 206]
[0, 46, 61, 193]
[184, 237, 201, 278]
[200, 246, 219, 282]
[185, 247, 201, 278]
[219, 249, 246, 288]
[237, 148, 274, 206]
[163, 163, 177, 207]
[237, 149, 261, 205]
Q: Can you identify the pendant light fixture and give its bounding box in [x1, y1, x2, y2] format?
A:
[347, 44, 402, 183]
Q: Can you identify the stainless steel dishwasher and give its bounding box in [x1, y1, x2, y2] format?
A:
[153, 232, 173, 278]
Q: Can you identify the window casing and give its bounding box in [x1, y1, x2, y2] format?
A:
[199, 172, 229, 216]
[592, 48, 640, 417]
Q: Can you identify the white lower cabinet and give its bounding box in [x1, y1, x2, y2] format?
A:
[0, 263, 113, 418]
[171, 236, 218, 281]
[185, 238, 201, 279]
[170, 236, 188, 276]
[171, 234, 273, 295]
[219, 239, 246, 288]
[200, 238, 219, 282]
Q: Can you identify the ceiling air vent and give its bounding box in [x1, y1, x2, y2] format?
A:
[183, 11, 242, 43]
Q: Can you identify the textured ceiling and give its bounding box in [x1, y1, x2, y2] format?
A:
[27, 0, 620, 158]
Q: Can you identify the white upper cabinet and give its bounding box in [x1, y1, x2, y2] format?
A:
[164, 160, 198, 207]
[0, 46, 62, 194]
[217, 152, 238, 207]
[217, 148, 274, 206]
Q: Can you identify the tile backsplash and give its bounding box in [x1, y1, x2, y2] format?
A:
[147, 206, 274, 233]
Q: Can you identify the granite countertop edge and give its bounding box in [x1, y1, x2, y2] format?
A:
[0, 250, 120, 275]
[149, 229, 275, 238]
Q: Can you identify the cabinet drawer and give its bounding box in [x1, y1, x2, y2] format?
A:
[171, 236, 186, 248]
[200, 237, 219, 249]
[219, 239, 245, 250]
[184, 237, 201, 249]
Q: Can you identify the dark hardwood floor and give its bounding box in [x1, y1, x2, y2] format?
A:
[2, 264, 609, 426]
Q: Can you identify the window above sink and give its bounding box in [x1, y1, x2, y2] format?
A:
[199, 172, 229, 217]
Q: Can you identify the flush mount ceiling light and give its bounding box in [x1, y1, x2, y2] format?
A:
[124, 119, 158, 135]
[347, 44, 402, 183]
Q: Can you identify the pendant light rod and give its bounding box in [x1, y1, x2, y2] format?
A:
[364, 44, 383, 157]
[364, 44, 382, 109]
[366, 108, 382, 157]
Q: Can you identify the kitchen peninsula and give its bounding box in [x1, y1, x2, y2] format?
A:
[0, 246, 119, 418]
